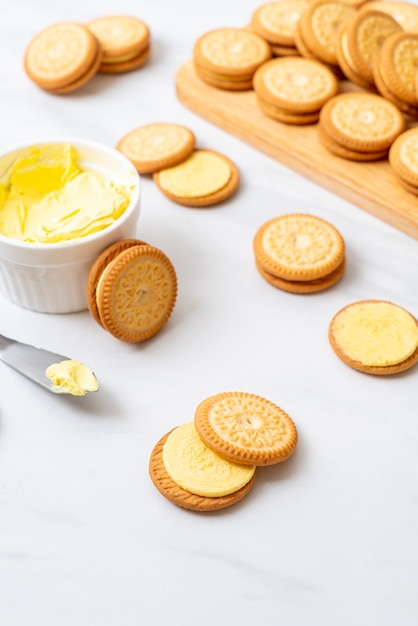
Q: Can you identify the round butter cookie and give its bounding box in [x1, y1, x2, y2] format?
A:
[88, 241, 177, 342]
[365, 1, 418, 32]
[116, 123, 195, 174]
[193, 27, 272, 90]
[153, 149, 239, 207]
[250, 0, 309, 47]
[253, 56, 339, 115]
[336, 27, 377, 90]
[253, 213, 345, 282]
[149, 427, 257, 512]
[318, 92, 406, 154]
[344, 9, 401, 86]
[372, 56, 418, 117]
[24, 22, 101, 93]
[86, 238, 148, 326]
[87, 15, 150, 73]
[298, 0, 356, 66]
[389, 127, 418, 188]
[329, 300, 418, 375]
[377, 32, 418, 108]
[194, 391, 298, 466]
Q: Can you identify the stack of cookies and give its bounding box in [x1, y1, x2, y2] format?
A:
[373, 31, 418, 117]
[149, 391, 298, 511]
[318, 92, 406, 161]
[388, 128, 418, 195]
[253, 56, 339, 124]
[295, 0, 356, 74]
[253, 213, 346, 294]
[86, 15, 151, 74]
[117, 122, 240, 207]
[250, 0, 308, 57]
[336, 8, 402, 91]
[86, 239, 177, 343]
[193, 27, 272, 90]
[24, 22, 103, 94]
[24, 15, 151, 93]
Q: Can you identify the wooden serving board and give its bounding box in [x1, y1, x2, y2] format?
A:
[176, 60, 418, 240]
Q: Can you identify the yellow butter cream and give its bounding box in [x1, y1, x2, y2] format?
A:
[157, 151, 231, 198]
[0, 144, 132, 243]
[332, 301, 418, 366]
[162, 422, 255, 497]
[45, 359, 99, 396]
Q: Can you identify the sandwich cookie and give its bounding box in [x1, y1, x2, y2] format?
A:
[193, 27, 272, 90]
[253, 213, 345, 293]
[389, 127, 418, 195]
[318, 92, 406, 160]
[87, 15, 150, 73]
[24, 22, 102, 93]
[87, 239, 177, 342]
[253, 56, 339, 124]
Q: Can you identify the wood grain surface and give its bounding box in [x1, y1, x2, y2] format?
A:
[176, 60, 418, 240]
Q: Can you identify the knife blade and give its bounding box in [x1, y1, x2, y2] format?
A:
[0, 332, 97, 394]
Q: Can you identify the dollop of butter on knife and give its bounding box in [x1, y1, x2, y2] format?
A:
[45, 360, 99, 396]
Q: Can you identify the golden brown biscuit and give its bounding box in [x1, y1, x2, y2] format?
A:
[377, 31, 418, 107]
[318, 92, 406, 154]
[86, 239, 148, 326]
[24, 22, 101, 93]
[253, 213, 345, 281]
[193, 27, 272, 90]
[116, 123, 195, 174]
[389, 128, 418, 188]
[329, 300, 418, 375]
[153, 149, 240, 207]
[87, 15, 150, 73]
[253, 56, 339, 115]
[87, 242, 177, 342]
[344, 9, 401, 86]
[149, 428, 257, 511]
[298, 0, 356, 66]
[250, 0, 309, 47]
[194, 391, 298, 466]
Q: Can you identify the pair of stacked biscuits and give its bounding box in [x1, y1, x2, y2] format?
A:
[24, 15, 150, 94]
[317, 92, 406, 161]
[149, 391, 298, 511]
[253, 56, 339, 125]
[116, 122, 240, 207]
[253, 213, 346, 294]
[86, 239, 177, 343]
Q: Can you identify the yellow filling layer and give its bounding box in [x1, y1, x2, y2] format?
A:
[333, 301, 418, 366]
[157, 151, 231, 198]
[45, 359, 99, 396]
[162, 422, 255, 497]
[0, 144, 132, 243]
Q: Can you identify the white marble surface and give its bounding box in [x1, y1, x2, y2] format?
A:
[1, 1, 418, 624]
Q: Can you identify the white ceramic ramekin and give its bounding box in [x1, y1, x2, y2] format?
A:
[0, 138, 140, 313]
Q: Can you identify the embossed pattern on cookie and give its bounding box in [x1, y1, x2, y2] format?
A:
[194, 391, 298, 466]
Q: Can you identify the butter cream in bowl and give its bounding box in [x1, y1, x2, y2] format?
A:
[0, 138, 140, 313]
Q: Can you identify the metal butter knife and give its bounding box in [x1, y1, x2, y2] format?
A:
[0, 332, 97, 394]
